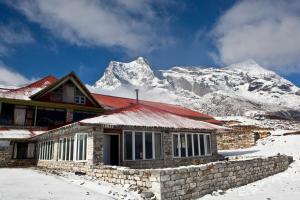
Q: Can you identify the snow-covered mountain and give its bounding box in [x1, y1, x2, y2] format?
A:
[92, 57, 300, 120]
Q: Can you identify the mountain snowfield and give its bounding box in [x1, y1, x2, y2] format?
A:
[90, 57, 300, 119]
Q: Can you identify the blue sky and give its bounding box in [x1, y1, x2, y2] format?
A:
[0, 0, 299, 87]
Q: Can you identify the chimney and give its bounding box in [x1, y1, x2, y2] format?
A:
[135, 89, 139, 104]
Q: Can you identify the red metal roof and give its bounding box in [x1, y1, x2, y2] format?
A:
[24, 75, 57, 89]
[0, 75, 58, 100]
[80, 103, 225, 130]
[92, 93, 222, 124]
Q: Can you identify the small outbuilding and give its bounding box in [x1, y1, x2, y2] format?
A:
[35, 104, 226, 169]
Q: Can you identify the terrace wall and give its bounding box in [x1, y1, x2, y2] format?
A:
[38, 155, 290, 200]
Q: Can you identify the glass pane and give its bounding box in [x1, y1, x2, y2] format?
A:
[145, 132, 153, 159]
[200, 134, 205, 155]
[135, 132, 143, 160]
[193, 134, 199, 156]
[70, 139, 74, 160]
[63, 138, 66, 160]
[58, 140, 62, 159]
[84, 134, 87, 160]
[66, 139, 70, 161]
[173, 134, 179, 157]
[155, 133, 162, 159]
[180, 134, 186, 157]
[79, 136, 83, 160]
[187, 134, 193, 157]
[206, 135, 212, 155]
[124, 132, 132, 160]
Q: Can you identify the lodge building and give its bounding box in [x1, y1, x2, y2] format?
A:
[0, 72, 225, 169]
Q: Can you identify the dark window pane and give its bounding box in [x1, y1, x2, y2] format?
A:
[173, 134, 179, 157]
[193, 134, 199, 156]
[124, 132, 132, 160]
[145, 132, 153, 159]
[200, 134, 205, 155]
[206, 135, 212, 155]
[66, 139, 70, 160]
[135, 132, 143, 160]
[63, 138, 66, 160]
[79, 136, 83, 160]
[180, 134, 186, 157]
[187, 134, 193, 157]
[70, 139, 74, 160]
[155, 133, 162, 159]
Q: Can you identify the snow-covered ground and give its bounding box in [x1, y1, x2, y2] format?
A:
[0, 168, 140, 200]
[201, 132, 300, 200]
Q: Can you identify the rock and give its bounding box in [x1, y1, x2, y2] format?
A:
[75, 171, 86, 176]
[296, 90, 300, 96]
[141, 191, 155, 199]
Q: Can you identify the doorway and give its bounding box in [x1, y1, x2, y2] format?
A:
[103, 134, 120, 166]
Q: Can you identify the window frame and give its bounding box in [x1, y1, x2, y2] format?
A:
[74, 133, 88, 162]
[122, 130, 163, 161]
[58, 136, 75, 162]
[38, 140, 54, 161]
[172, 133, 212, 158]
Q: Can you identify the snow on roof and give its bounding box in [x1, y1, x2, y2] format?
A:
[0, 129, 45, 139]
[0, 75, 57, 100]
[81, 104, 225, 131]
[92, 93, 221, 124]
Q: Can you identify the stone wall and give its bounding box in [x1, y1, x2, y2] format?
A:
[155, 155, 289, 200]
[217, 125, 271, 150]
[37, 155, 290, 200]
[0, 143, 36, 167]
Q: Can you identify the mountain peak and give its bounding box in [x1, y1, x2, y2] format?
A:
[225, 59, 275, 76]
[94, 57, 159, 90]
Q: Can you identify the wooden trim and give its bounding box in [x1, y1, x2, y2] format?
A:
[30, 72, 102, 108]
[0, 98, 104, 112]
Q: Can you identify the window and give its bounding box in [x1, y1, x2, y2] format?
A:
[0, 141, 10, 150]
[199, 134, 205, 155]
[145, 132, 153, 159]
[154, 133, 162, 159]
[75, 96, 86, 105]
[74, 88, 86, 105]
[124, 132, 133, 160]
[173, 134, 179, 157]
[38, 141, 54, 160]
[172, 133, 212, 158]
[76, 133, 87, 161]
[135, 132, 143, 160]
[193, 134, 199, 156]
[205, 134, 212, 155]
[123, 131, 162, 161]
[58, 137, 74, 161]
[13, 142, 36, 159]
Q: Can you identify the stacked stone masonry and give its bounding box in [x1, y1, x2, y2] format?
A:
[217, 125, 271, 150]
[38, 155, 290, 200]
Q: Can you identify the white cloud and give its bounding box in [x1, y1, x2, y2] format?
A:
[0, 23, 34, 56]
[0, 62, 31, 87]
[7, 0, 172, 54]
[212, 0, 300, 73]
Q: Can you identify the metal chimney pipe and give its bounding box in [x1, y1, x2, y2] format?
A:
[135, 89, 139, 104]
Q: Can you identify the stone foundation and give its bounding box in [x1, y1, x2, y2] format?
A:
[37, 155, 290, 200]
